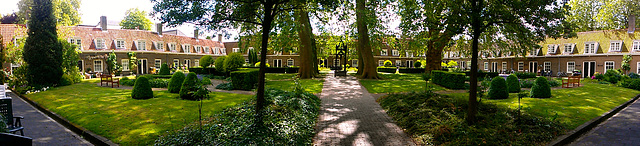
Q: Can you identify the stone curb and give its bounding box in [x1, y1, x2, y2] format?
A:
[10, 89, 118, 146]
[547, 93, 640, 146]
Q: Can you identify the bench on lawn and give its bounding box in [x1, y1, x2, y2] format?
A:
[100, 74, 120, 88]
[562, 76, 581, 88]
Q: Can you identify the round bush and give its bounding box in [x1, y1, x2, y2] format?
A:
[488, 77, 509, 99]
[59, 74, 74, 86]
[168, 71, 185, 93]
[199, 55, 214, 68]
[224, 53, 245, 72]
[530, 77, 551, 98]
[215, 56, 226, 72]
[384, 60, 393, 67]
[201, 77, 212, 85]
[506, 74, 520, 93]
[159, 63, 170, 75]
[630, 79, 640, 90]
[629, 72, 640, 79]
[604, 69, 621, 84]
[179, 72, 200, 100]
[414, 61, 422, 68]
[131, 76, 153, 99]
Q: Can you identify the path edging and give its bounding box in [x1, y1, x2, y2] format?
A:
[546, 93, 640, 146]
[10, 90, 118, 146]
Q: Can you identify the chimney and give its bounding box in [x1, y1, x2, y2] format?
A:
[100, 16, 107, 31]
[194, 29, 199, 39]
[218, 34, 222, 42]
[629, 15, 636, 33]
[156, 23, 163, 36]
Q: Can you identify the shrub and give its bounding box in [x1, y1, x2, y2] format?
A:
[514, 72, 537, 79]
[548, 79, 561, 87]
[131, 76, 153, 99]
[168, 71, 185, 93]
[215, 56, 226, 72]
[620, 79, 640, 90]
[199, 55, 214, 68]
[506, 74, 520, 93]
[629, 72, 640, 79]
[414, 61, 422, 68]
[530, 77, 551, 98]
[255, 62, 271, 67]
[121, 77, 134, 86]
[179, 72, 205, 100]
[488, 77, 509, 99]
[384, 60, 393, 67]
[520, 78, 535, 88]
[431, 70, 465, 89]
[224, 53, 245, 72]
[201, 77, 212, 85]
[159, 63, 170, 75]
[215, 82, 234, 90]
[149, 79, 170, 88]
[59, 74, 74, 86]
[604, 69, 621, 84]
[594, 73, 605, 80]
[231, 69, 259, 90]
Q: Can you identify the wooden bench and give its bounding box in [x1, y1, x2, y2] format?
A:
[562, 76, 581, 88]
[100, 74, 120, 88]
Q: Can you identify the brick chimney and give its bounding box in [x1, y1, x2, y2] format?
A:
[156, 23, 163, 36]
[629, 15, 636, 33]
[218, 34, 222, 42]
[194, 29, 199, 39]
[100, 16, 107, 31]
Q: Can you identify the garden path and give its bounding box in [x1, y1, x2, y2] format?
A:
[314, 71, 416, 146]
[571, 97, 640, 145]
[7, 91, 92, 145]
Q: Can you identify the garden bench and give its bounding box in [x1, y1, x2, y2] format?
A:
[0, 98, 24, 136]
[562, 76, 581, 88]
[100, 74, 120, 88]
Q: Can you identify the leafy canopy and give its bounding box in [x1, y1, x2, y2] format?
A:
[120, 8, 153, 30]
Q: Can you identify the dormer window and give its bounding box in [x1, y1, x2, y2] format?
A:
[68, 38, 82, 50]
[214, 47, 220, 55]
[155, 42, 164, 51]
[406, 51, 414, 57]
[95, 38, 106, 49]
[392, 49, 399, 56]
[634, 40, 640, 52]
[584, 42, 598, 54]
[169, 43, 177, 51]
[529, 49, 539, 56]
[381, 49, 388, 56]
[564, 43, 575, 54]
[115, 39, 126, 49]
[547, 44, 557, 54]
[183, 44, 191, 53]
[195, 46, 202, 53]
[204, 46, 210, 53]
[232, 48, 240, 53]
[137, 40, 146, 51]
[609, 40, 622, 52]
[220, 47, 226, 55]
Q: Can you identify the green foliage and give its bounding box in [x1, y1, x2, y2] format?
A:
[414, 61, 422, 68]
[179, 72, 206, 100]
[514, 72, 537, 79]
[507, 74, 520, 93]
[215, 82, 233, 90]
[230, 69, 259, 90]
[200, 77, 212, 85]
[148, 79, 170, 88]
[168, 71, 185, 93]
[119, 8, 152, 30]
[199, 55, 214, 68]
[214, 56, 226, 72]
[488, 77, 509, 99]
[567, 0, 632, 32]
[106, 51, 120, 74]
[531, 77, 551, 98]
[446, 60, 458, 67]
[604, 69, 622, 84]
[248, 48, 259, 64]
[622, 55, 632, 73]
[159, 63, 170, 75]
[59, 38, 81, 83]
[131, 76, 153, 99]
[59, 74, 74, 86]
[223, 53, 244, 72]
[23, 0, 63, 87]
[431, 70, 465, 89]
[519, 78, 535, 88]
[0, 114, 6, 132]
[619, 79, 640, 90]
[548, 79, 561, 87]
[18, 0, 82, 26]
[629, 73, 640, 79]
[155, 89, 320, 145]
[127, 52, 138, 74]
[121, 77, 134, 86]
[384, 60, 393, 67]
[255, 62, 270, 67]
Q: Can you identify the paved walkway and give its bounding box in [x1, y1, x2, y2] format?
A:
[314, 72, 416, 146]
[571, 98, 640, 145]
[7, 91, 92, 146]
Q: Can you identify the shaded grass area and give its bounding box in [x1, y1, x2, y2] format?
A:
[266, 79, 324, 94]
[24, 80, 253, 145]
[446, 83, 640, 129]
[265, 73, 298, 81]
[359, 73, 447, 93]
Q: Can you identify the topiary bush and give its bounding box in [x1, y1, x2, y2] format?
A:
[59, 74, 74, 86]
[507, 74, 520, 93]
[131, 76, 153, 99]
[159, 63, 170, 75]
[488, 77, 509, 99]
[431, 70, 465, 89]
[604, 69, 621, 84]
[224, 53, 245, 72]
[384, 60, 393, 67]
[414, 61, 422, 68]
[199, 55, 214, 68]
[530, 77, 551, 98]
[179, 72, 204, 100]
[168, 71, 185, 93]
[215, 56, 226, 72]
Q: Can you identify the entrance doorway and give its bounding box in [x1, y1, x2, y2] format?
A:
[583, 61, 596, 78]
[138, 59, 147, 74]
[529, 62, 538, 73]
[492, 62, 498, 72]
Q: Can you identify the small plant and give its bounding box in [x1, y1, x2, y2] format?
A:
[507, 74, 520, 93]
[159, 63, 170, 75]
[517, 91, 529, 115]
[530, 77, 551, 98]
[168, 71, 185, 93]
[131, 76, 153, 99]
[488, 77, 509, 99]
[421, 73, 431, 92]
[594, 72, 604, 80]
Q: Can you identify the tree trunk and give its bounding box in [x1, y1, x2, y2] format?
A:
[256, 0, 274, 128]
[295, 9, 316, 79]
[356, 0, 379, 79]
[467, 0, 482, 125]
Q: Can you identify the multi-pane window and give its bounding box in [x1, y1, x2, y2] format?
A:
[122, 59, 129, 71]
[183, 44, 191, 53]
[184, 59, 191, 68]
[392, 50, 399, 56]
[94, 60, 103, 72]
[137, 40, 146, 50]
[233, 48, 240, 53]
[214, 47, 220, 55]
[95, 38, 106, 49]
[156, 42, 164, 51]
[68, 38, 82, 50]
[204, 47, 210, 53]
[605, 61, 615, 72]
[155, 59, 161, 70]
[544, 62, 551, 72]
[116, 39, 126, 49]
[406, 51, 414, 57]
[502, 62, 507, 72]
[169, 43, 177, 51]
[173, 59, 179, 68]
[518, 62, 524, 71]
[396, 60, 401, 66]
[585, 42, 597, 54]
[530, 49, 538, 56]
[634, 41, 640, 51]
[195, 46, 201, 53]
[195, 60, 199, 67]
[287, 59, 294, 67]
[547, 44, 557, 54]
[609, 41, 622, 52]
[564, 43, 574, 53]
[220, 47, 226, 54]
[378, 60, 384, 66]
[460, 61, 467, 69]
[567, 62, 575, 73]
[381, 49, 388, 56]
[484, 62, 489, 70]
[274, 59, 282, 67]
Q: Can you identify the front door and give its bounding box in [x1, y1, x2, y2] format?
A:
[583, 61, 596, 78]
[492, 62, 498, 72]
[406, 60, 414, 68]
[529, 62, 538, 73]
[138, 59, 148, 74]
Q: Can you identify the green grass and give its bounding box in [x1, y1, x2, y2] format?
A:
[265, 73, 298, 81]
[24, 80, 253, 145]
[359, 73, 447, 93]
[446, 83, 640, 129]
[266, 79, 324, 93]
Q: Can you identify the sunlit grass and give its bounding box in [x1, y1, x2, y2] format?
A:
[265, 73, 298, 81]
[266, 79, 324, 94]
[359, 73, 447, 93]
[445, 83, 640, 129]
[24, 81, 253, 145]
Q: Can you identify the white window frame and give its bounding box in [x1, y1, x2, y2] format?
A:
[567, 61, 575, 73]
[637, 62, 640, 73]
[274, 59, 283, 67]
[220, 47, 226, 55]
[115, 39, 126, 49]
[95, 38, 106, 49]
[137, 40, 146, 51]
[173, 59, 179, 68]
[396, 60, 401, 66]
[232, 48, 240, 53]
[155, 41, 164, 51]
[195, 60, 199, 67]
[94, 60, 103, 72]
[502, 62, 507, 72]
[609, 40, 622, 52]
[204, 46, 210, 53]
[287, 59, 294, 67]
[584, 42, 598, 54]
[183, 44, 191, 53]
[214, 47, 220, 55]
[184, 59, 191, 68]
[380, 49, 388, 56]
[195, 45, 202, 53]
[392, 50, 399, 56]
[544, 61, 551, 72]
[547, 44, 557, 54]
[518, 62, 524, 71]
[634, 40, 640, 52]
[564, 43, 575, 54]
[605, 61, 615, 72]
[378, 60, 384, 66]
[169, 43, 177, 51]
[121, 59, 130, 71]
[406, 60, 414, 68]
[406, 51, 414, 57]
[68, 38, 82, 50]
[484, 62, 489, 70]
[530, 49, 539, 56]
[154, 59, 161, 69]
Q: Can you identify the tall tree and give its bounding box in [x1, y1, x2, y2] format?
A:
[1, 13, 19, 24]
[23, 0, 63, 87]
[296, 8, 318, 78]
[355, 0, 380, 79]
[120, 8, 153, 30]
[567, 0, 640, 31]
[17, 0, 81, 26]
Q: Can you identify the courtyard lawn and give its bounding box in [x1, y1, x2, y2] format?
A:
[446, 83, 640, 129]
[23, 80, 253, 145]
[359, 73, 447, 94]
[265, 73, 298, 81]
[265, 73, 325, 94]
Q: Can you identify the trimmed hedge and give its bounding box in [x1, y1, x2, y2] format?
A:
[188, 67, 227, 76]
[377, 67, 425, 73]
[530, 77, 551, 98]
[159, 63, 170, 75]
[168, 71, 186, 93]
[431, 70, 465, 89]
[462, 71, 500, 79]
[231, 69, 259, 90]
[514, 72, 537, 79]
[131, 76, 153, 99]
[507, 74, 521, 93]
[243, 67, 300, 73]
[488, 77, 509, 99]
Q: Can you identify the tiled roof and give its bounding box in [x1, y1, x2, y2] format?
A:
[0, 24, 27, 46]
